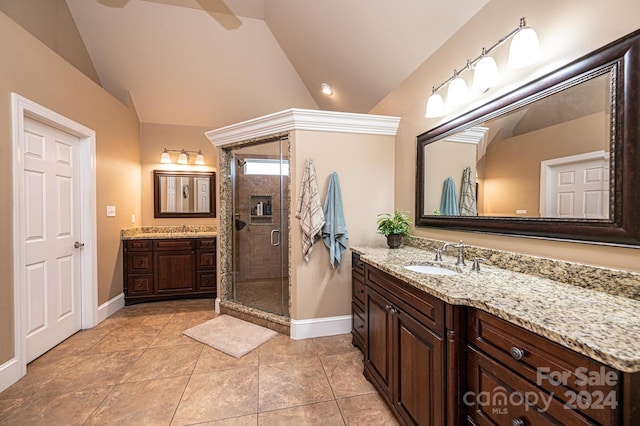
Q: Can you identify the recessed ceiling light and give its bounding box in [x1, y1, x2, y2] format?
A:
[321, 82, 333, 96]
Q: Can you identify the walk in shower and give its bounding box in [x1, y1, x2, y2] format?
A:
[229, 137, 290, 317]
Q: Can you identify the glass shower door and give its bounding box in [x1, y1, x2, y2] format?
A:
[231, 138, 289, 317]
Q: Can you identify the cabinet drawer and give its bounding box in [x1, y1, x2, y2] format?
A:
[127, 240, 151, 251]
[352, 252, 364, 275]
[127, 275, 153, 295]
[196, 251, 216, 270]
[197, 271, 216, 291]
[153, 239, 194, 251]
[467, 346, 593, 425]
[468, 309, 617, 425]
[365, 264, 444, 336]
[196, 238, 216, 249]
[127, 253, 152, 273]
[352, 302, 365, 341]
[352, 273, 366, 307]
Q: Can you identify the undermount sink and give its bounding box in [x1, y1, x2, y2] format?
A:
[403, 264, 458, 276]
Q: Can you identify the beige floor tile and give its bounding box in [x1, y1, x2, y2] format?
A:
[258, 401, 345, 425]
[171, 367, 258, 425]
[0, 354, 81, 400]
[1, 385, 113, 425]
[193, 345, 259, 374]
[199, 414, 258, 425]
[151, 322, 207, 348]
[87, 324, 164, 353]
[259, 357, 334, 412]
[86, 375, 189, 425]
[38, 350, 142, 395]
[122, 344, 203, 382]
[258, 334, 318, 365]
[337, 393, 399, 425]
[321, 351, 375, 399]
[0, 398, 25, 423]
[313, 334, 359, 357]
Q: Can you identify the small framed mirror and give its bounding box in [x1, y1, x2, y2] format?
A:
[154, 170, 216, 218]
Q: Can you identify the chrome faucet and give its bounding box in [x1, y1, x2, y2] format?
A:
[442, 240, 466, 266]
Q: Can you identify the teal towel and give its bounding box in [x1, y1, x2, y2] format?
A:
[440, 177, 460, 216]
[322, 172, 348, 268]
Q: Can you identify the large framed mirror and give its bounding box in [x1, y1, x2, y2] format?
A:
[154, 170, 216, 218]
[415, 29, 640, 245]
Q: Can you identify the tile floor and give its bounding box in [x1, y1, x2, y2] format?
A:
[0, 299, 398, 425]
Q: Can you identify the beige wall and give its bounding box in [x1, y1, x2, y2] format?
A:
[290, 130, 395, 320]
[371, 0, 640, 272]
[140, 123, 218, 226]
[0, 12, 141, 364]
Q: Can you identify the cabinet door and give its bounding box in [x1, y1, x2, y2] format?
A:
[154, 250, 196, 294]
[393, 309, 445, 426]
[365, 286, 393, 399]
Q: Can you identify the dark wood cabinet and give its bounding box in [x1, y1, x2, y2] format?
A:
[360, 261, 446, 426]
[352, 254, 640, 426]
[123, 237, 216, 305]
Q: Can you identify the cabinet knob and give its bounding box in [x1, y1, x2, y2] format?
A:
[511, 418, 525, 426]
[358, 289, 364, 294]
[510, 347, 525, 361]
[137, 260, 143, 265]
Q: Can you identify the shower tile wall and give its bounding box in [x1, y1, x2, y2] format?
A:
[235, 159, 290, 281]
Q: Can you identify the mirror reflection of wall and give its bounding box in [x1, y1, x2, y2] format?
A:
[154, 170, 215, 218]
[423, 71, 612, 219]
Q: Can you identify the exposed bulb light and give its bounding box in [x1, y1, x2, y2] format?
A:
[447, 72, 468, 107]
[508, 18, 541, 69]
[473, 49, 500, 92]
[160, 148, 171, 163]
[177, 150, 188, 164]
[425, 88, 445, 118]
[195, 150, 205, 165]
[321, 82, 333, 96]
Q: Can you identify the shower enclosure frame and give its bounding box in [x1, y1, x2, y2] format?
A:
[216, 133, 292, 332]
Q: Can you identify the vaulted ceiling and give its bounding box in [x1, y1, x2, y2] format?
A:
[65, 0, 489, 128]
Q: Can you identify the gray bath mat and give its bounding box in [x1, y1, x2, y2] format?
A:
[183, 314, 278, 358]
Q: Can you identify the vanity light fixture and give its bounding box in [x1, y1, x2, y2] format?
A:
[160, 148, 205, 165]
[321, 82, 333, 96]
[425, 17, 541, 118]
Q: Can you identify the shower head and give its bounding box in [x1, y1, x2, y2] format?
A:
[236, 158, 246, 167]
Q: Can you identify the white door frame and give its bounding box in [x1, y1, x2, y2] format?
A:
[539, 150, 609, 217]
[7, 93, 97, 386]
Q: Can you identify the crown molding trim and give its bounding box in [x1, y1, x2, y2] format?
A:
[205, 108, 401, 147]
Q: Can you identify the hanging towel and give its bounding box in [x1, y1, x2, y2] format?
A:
[322, 172, 348, 268]
[459, 166, 477, 216]
[295, 158, 325, 262]
[440, 177, 460, 216]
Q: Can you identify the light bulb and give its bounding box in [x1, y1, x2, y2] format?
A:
[321, 83, 333, 96]
[473, 54, 500, 92]
[425, 92, 445, 118]
[160, 149, 171, 163]
[195, 151, 205, 165]
[177, 150, 188, 164]
[447, 76, 468, 107]
[508, 25, 540, 69]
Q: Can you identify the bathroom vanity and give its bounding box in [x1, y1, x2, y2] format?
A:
[122, 227, 216, 305]
[351, 246, 640, 425]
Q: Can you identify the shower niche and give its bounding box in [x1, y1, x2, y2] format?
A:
[249, 194, 273, 224]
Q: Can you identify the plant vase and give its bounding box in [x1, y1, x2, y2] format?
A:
[386, 234, 403, 249]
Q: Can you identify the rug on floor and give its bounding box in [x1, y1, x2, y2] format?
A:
[182, 314, 278, 358]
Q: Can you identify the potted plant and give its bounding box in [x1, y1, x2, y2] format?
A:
[376, 209, 412, 249]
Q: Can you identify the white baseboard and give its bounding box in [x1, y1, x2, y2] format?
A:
[290, 315, 352, 340]
[96, 292, 125, 325]
[0, 357, 22, 393]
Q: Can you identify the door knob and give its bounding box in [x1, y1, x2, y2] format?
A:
[74, 241, 85, 249]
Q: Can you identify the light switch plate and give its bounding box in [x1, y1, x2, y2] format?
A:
[106, 205, 116, 217]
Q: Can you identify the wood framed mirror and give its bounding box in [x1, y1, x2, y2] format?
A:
[154, 170, 216, 218]
[415, 29, 640, 246]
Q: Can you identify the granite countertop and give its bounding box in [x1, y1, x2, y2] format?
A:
[121, 225, 217, 240]
[351, 245, 640, 373]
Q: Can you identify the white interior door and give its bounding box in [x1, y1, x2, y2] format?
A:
[196, 177, 210, 212]
[23, 117, 82, 362]
[540, 151, 609, 218]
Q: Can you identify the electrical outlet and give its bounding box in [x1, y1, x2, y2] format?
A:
[516, 209, 527, 214]
[131, 213, 136, 224]
[106, 205, 116, 217]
